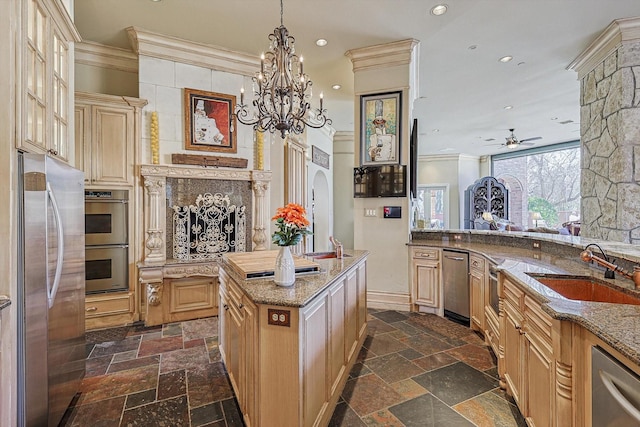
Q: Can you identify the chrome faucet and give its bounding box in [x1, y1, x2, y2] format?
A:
[329, 236, 343, 259]
[580, 243, 640, 288]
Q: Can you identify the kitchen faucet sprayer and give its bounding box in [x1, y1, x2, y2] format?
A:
[580, 243, 640, 289]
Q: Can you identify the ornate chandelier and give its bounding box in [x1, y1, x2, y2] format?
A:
[234, 0, 331, 138]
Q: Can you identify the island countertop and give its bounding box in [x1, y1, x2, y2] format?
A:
[220, 249, 369, 308]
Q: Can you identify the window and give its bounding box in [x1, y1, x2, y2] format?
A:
[413, 185, 449, 229]
[492, 141, 580, 229]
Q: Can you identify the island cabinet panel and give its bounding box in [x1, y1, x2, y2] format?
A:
[302, 295, 330, 426]
[328, 279, 347, 395]
[219, 253, 368, 427]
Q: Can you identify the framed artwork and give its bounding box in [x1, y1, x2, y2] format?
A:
[360, 91, 402, 165]
[184, 88, 237, 153]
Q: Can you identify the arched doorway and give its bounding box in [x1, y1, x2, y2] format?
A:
[312, 171, 330, 252]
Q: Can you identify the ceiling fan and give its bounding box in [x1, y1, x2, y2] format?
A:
[500, 128, 542, 149]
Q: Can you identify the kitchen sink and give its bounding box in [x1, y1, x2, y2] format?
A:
[304, 251, 352, 260]
[527, 274, 640, 305]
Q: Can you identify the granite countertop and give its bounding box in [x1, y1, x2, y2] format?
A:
[0, 296, 10, 311]
[221, 250, 369, 308]
[410, 234, 640, 366]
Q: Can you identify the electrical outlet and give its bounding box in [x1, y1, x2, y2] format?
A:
[364, 208, 377, 217]
[532, 241, 541, 249]
[453, 235, 462, 241]
[268, 309, 291, 327]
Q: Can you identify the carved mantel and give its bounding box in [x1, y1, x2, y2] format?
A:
[138, 164, 271, 323]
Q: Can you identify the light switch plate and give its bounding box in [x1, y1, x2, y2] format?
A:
[364, 208, 377, 217]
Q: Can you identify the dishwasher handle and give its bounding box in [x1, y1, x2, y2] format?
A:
[444, 255, 466, 261]
[599, 369, 640, 422]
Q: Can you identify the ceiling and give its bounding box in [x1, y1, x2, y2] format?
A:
[74, 0, 640, 157]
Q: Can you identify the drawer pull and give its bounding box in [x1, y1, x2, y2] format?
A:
[86, 306, 98, 312]
[238, 303, 244, 309]
[223, 304, 229, 311]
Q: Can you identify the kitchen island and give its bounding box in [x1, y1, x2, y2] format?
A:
[218, 249, 368, 427]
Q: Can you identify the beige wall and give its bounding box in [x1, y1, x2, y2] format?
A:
[333, 131, 355, 249]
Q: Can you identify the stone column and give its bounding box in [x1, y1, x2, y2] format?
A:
[569, 17, 640, 243]
[252, 180, 270, 251]
[142, 175, 166, 262]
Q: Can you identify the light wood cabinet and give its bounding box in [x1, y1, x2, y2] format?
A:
[74, 92, 146, 186]
[499, 277, 571, 427]
[411, 248, 441, 312]
[85, 292, 135, 331]
[219, 256, 368, 427]
[469, 254, 486, 332]
[19, 0, 80, 164]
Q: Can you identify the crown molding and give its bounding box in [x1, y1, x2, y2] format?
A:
[567, 17, 640, 79]
[333, 131, 354, 143]
[417, 153, 480, 162]
[75, 41, 138, 73]
[126, 26, 259, 76]
[345, 39, 419, 72]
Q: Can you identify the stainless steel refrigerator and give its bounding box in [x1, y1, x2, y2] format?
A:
[18, 153, 86, 427]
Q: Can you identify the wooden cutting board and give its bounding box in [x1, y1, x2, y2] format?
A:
[224, 250, 320, 279]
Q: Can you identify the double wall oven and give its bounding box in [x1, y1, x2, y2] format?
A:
[85, 190, 129, 294]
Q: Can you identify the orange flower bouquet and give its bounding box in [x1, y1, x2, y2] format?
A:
[272, 203, 312, 246]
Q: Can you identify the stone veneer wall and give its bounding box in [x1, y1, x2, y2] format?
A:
[580, 44, 640, 244]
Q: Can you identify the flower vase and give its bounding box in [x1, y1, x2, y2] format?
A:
[274, 245, 295, 287]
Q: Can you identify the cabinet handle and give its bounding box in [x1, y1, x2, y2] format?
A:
[223, 304, 229, 311]
[86, 306, 97, 312]
[238, 303, 244, 309]
[515, 325, 521, 330]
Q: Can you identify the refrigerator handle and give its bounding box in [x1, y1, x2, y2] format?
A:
[47, 182, 64, 309]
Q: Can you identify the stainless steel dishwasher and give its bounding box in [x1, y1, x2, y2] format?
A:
[592, 346, 640, 426]
[442, 249, 470, 325]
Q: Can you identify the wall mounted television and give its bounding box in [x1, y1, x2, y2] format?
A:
[353, 164, 407, 198]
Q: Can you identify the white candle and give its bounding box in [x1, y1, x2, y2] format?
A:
[240, 87, 244, 104]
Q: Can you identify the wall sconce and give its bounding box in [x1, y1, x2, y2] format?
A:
[532, 212, 542, 227]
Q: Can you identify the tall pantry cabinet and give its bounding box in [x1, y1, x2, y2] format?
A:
[75, 92, 147, 330]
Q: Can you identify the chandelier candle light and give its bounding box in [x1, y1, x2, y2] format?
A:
[271, 203, 312, 286]
[234, 0, 331, 138]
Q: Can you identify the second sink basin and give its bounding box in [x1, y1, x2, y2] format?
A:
[305, 251, 353, 260]
[528, 274, 640, 305]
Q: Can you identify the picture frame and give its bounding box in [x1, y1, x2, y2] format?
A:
[184, 88, 237, 153]
[360, 91, 402, 165]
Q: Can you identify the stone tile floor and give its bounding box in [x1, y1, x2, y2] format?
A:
[60, 309, 527, 426]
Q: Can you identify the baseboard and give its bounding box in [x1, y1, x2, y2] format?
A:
[367, 290, 412, 312]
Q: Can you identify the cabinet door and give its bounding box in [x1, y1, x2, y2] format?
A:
[470, 268, 485, 331]
[524, 330, 554, 427]
[414, 258, 440, 307]
[356, 261, 368, 339]
[74, 104, 91, 183]
[329, 278, 346, 396]
[227, 302, 243, 407]
[91, 105, 134, 185]
[503, 301, 523, 405]
[302, 294, 329, 427]
[242, 296, 258, 427]
[219, 285, 228, 361]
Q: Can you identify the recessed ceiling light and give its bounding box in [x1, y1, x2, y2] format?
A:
[430, 4, 448, 16]
[551, 117, 558, 120]
[150, 0, 162, 2]
[315, 39, 328, 47]
[504, 105, 513, 110]
[332, 84, 341, 90]
[468, 45, 477, 50]
[432, 129, 440, 132]
[499, 55, 513, 63]
[517, 62, 526, 66]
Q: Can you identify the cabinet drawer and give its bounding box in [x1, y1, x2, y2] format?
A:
[412, 248, 440, 260]
[470, 255, 485, 271]
[85, 294, 133, 318]
[524, 295, 553, 345]
[502, 279, 524, 309]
